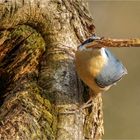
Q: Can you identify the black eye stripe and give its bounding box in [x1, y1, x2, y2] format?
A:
[81, 38, 94, 46]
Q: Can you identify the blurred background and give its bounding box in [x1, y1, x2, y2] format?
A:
[88, 1, 140, 139]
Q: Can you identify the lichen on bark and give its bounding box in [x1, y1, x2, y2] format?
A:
[0, 0, 104, 139]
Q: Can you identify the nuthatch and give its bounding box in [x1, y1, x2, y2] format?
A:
[75, 35, 127, 97]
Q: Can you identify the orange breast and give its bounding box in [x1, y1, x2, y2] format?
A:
[75, 49, 109, 94]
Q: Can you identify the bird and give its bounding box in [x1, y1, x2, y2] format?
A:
[75, 35, 127, 106]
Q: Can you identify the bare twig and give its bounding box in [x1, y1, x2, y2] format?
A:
[86, 38, 140, 48]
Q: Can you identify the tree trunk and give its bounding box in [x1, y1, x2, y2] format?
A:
[0, 0, 104, 139]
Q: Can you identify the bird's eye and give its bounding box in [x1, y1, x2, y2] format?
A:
[81, 38, 94, 46]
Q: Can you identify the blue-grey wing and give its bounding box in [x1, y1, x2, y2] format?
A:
[95, 49, 127, 88]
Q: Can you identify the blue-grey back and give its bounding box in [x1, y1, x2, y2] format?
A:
[95, 48, 127, 88]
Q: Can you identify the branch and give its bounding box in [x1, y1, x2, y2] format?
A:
[86, 38, 140, 48]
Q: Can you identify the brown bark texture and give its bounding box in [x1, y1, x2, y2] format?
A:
[86, 37, 140, 49]
[0, 0, 103, 140]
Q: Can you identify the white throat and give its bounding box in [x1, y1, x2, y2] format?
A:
[100, 48, 108, 60]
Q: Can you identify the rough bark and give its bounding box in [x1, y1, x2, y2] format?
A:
[0, 0, 103, 140]
[86, 37, 140, 49]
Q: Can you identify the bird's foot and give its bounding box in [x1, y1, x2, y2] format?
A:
[80, 98, 93, 110]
